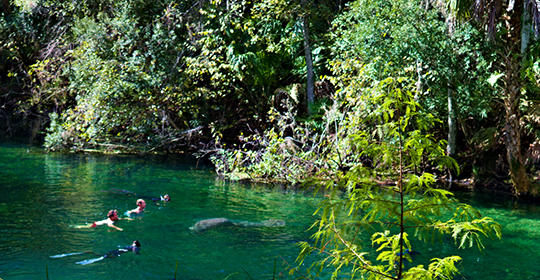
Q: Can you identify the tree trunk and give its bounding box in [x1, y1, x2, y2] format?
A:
[447, 82, 457, 181]
[414, 59, 422, 101]
[521, 2, 531, 54]
[301, 0, 314, 114]
[447, 85, 457, 156]
[499, 4, 532, 195]
[504, 49, 531, 194]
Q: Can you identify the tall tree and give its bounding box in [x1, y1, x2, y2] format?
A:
[447, 0, 540, 194]
[296, 76, 502, 280]
[328, 0, 496, 170]
[301, 0, 315, 113]
[250, 0, 334, 115]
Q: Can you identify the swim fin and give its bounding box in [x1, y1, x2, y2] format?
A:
[76, 256, 105, 265]
[50, 252, 85, 258]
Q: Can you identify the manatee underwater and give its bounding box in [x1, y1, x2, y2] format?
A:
[189, 218, 286, 232]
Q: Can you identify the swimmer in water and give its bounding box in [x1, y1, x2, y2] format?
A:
[126, 199, 146, 215]
[160, 194, 171, 202]
[102, 240, 141, 256]
[73, 210, 125, 231]
[51, 240, 141, 265]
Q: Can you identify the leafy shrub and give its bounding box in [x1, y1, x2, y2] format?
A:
[293, 77, 501, 280]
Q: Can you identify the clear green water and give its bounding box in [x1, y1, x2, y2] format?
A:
[0, 142, 538, 279]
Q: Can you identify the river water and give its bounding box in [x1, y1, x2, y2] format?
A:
[0, 142, 538, 279]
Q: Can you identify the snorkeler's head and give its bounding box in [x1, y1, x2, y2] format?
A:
[132, 240, 141, 253]
[136, 199, 146, 208]
[108, 210, 119, 220]
[163, 194, 170, 202]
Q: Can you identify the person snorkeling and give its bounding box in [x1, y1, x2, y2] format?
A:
[51, 240, 141, 265]
[160, 194, 171, 202]
[72, 209, 126, 231]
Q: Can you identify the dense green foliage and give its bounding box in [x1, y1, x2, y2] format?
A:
[293, 76, 501, 280]
[209, 0, 539, 189]
[1, 0, 335, 151]
[328, 0, 497, 126]
[0, 2, 539, 180]
[1, 0, 530, 278]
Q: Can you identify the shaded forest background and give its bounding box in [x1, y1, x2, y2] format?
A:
[1, 0, 540, 194]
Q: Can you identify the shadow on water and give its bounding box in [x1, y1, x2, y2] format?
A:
[1, 141, 540, 279]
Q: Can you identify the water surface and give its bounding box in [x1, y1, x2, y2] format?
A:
[0, 142, 538, 279]
[0, 143, 322, 279]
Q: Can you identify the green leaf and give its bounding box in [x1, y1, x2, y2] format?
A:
[487, 73, 505, 86]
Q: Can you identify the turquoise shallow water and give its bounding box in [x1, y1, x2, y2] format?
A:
[0, 141, 538, 279]
[0, 142, 322, 280]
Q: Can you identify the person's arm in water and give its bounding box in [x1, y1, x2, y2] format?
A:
[108, 223, 123, 231]
[127, 199, 146, 215]
[106, 210, 125, 230]
[82, 210, 124, 231]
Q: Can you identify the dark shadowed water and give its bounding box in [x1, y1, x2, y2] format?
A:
[0, 142, 539, 279]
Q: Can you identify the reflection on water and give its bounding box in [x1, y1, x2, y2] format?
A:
[0, 141, 539, 279]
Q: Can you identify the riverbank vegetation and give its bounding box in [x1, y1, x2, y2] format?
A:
[2, 0, 539, 195]
[293, 75, 502, 280]
[0, 1, 519, 278]
[2, 0, 540, 194]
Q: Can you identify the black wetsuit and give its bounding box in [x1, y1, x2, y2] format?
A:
[70, 242, 141, 265]
[104, 245, 140, 258]
[138, 196, 167, 203]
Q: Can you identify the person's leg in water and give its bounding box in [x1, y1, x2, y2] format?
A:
[51, 241, 141, 265]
